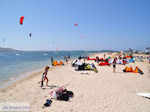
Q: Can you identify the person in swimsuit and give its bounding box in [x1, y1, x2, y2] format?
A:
[38, 66, 50, 87]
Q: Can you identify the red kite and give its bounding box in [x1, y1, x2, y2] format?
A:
[20, 16, 24, 25]
[74, 23, 78, 27]
[56, 47, 59, 50]
[80, 35, 84, 39]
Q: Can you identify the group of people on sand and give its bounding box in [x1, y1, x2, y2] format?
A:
[39, 54, 149, 87]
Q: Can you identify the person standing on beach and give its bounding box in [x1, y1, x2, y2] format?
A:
[84, 56, 86, 63]
[113, 59, 116, 72]
[38, 66, 50, 87]
[51, 56, 53, 65]
[104, 54, 106, 59]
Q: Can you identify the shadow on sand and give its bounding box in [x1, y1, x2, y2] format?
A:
[42, 85, 58, 90]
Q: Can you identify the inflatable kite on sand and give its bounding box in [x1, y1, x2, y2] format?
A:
[123, 66, 144, 74]
[137, 93, 150, 99]
[99, 62, 110, 66]
[52, 61, 64, 66]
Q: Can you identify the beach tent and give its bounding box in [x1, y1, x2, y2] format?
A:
[75, 63, 98, 73]
[99, 62, 110, 66]
[129, 58, 135, 63]
[123, 66, 134, 72]
[134, 66, 144, 74]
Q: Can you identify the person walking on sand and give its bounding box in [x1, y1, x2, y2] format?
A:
[38, 66, 50, 87]
[113, 59, 116, 73]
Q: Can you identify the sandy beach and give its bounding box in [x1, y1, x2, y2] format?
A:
[0, 52, 150, 112]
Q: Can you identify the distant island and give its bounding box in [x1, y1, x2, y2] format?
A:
[0, 47, 21, 52]
[0, 47, 115, 52]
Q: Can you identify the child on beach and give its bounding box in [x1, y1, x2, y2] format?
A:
[38, 66, 50, 87]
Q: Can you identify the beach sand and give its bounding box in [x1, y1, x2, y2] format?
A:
[0, 53, 150, 112]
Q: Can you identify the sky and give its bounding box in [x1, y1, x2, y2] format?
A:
[0, 0, 150, 51]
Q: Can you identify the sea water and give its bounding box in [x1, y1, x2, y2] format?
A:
[0, 51, 110, 89]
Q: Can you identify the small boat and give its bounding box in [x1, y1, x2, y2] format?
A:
[42, 53, 48, 55]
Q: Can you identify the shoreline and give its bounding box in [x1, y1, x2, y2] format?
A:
[0, 52, 95, 92]
[1, 52, 149, 92]
[0, 52, 150, 112]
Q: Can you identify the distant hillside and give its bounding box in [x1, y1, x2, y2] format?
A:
[0, 47, 20, 52]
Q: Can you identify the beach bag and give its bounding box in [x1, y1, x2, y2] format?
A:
[67, 91, 74, 98]
[44, 99, 52, 107]
[57, 92, 69, 101]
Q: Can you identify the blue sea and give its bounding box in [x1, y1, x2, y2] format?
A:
[0, 51, 110, 89]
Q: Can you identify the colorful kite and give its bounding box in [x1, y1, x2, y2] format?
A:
[20, 16, 24, 25]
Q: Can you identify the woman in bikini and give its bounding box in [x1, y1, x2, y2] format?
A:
[38, 66, 50, 87]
